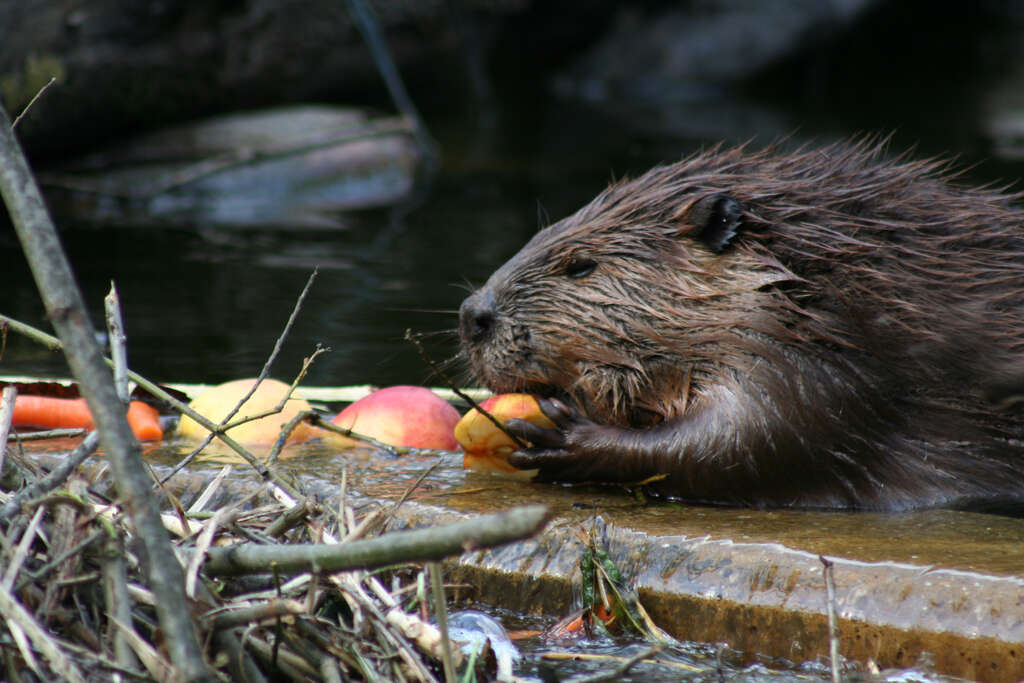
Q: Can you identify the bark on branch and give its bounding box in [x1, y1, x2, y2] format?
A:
[202, 505, 550, 576]
[0, 103, 213, 681]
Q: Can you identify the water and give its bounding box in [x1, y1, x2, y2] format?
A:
[1, 98, 642, 388]
[4, 18, 1023, 390]
[6, 114, 1017, 392]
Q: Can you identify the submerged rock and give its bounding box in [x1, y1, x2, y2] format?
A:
[41, 105, 422, 228]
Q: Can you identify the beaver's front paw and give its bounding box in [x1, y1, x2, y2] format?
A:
[505, 398, 600, 476]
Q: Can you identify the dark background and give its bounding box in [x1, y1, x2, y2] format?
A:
[3, 0, 1023, 388]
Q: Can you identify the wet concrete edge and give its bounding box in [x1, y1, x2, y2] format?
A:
[79, 460, 1024, 682]
[384, 499, 1024, 683]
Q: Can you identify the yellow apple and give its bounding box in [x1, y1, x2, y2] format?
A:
[454, 393, 553, 476]
[177, 378, 316, 446]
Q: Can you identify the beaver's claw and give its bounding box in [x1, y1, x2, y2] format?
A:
[505, 398, 593, 471]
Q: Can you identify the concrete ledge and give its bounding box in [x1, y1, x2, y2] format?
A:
[69, 451, 1024, 682]
[380, 494, 1024, 682]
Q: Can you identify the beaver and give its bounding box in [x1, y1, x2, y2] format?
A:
[458, 139, 1024, 511]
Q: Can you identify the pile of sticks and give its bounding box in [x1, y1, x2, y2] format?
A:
[0, 429, 547, 681]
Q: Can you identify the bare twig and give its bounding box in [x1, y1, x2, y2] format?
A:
[562, 645, 666, 683]
[245, 634, 321, 679]
[0, 101, 211, 680]
[0, 431, 100, 522]
[186, 465, 233, 514]
[343, 0, 438, 168]
[16, 527, 105, 593]
[542, 647, 698, 678]
[386, 461, 441, 523]
[207, 598, 307, 630]
[0, 384, 17, 474]
[405, 329, 525, 449]
[340, 508, 384, 544]
[820, 555, 842, 683]
[305, 412, 402, 455]
[11, 76, 56, 130]
[0, 578, 86, 683]
[266, 411, 314, 466]
[3, 504, 46, 590]
[187, 506, 236, 599]
[110, 616, 177, 682]
[7, 427, 88, 441]
[0, 313, 309, 503]
[352, 571, 441, 682]
[101, 534, 141, 674]
[104, 283, 129, 404]
[265, 497, 317, 538]
[0, 315, 62, 351]
[161, 269, 319, 481]
[429, 562, 456, 683]
[241, 343, 328, 433]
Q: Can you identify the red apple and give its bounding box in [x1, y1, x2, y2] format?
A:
[328, 385, 460, 450]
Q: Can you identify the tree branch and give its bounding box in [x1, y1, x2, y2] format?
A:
[0, 103, 212, 681]
[202, 505, 550, 576]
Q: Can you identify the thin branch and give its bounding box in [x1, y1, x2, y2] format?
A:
[11, 76, 56, 130]
[0, 431, 100, 522]
[304, 412, 402, 455]
[429, 562, 456, 683]
[104, 283, 129, 404]
[3, 504, 46, 590]
[222, 343, 328, 434]
[0, 578, 86, 683]
[542, 647, 697, 678]
[253, 269, 318, 391]
[0, 314, 62, 351]
[343, 0, 438, 168]
[8, 428, 88, 441]
[101, 534, 141, 674]
[0, 102, 212, 680]
[16, 527, 104, 593]
[0, 313, 308, 504]
[206, 599, 307, 631]
[0, 385, 17, 475]
[405, 329, 525, 449]
[160, 269, 319, 481]
[820, 555, 842, 683]
[563, 645, 666, 683]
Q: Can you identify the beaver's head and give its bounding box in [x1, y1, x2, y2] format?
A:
[458, 160, 797, 426]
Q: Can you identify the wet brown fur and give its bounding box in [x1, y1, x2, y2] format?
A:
[459, 139, 1024, 510]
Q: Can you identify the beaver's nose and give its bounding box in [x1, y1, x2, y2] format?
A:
[459, 289, 497, 344]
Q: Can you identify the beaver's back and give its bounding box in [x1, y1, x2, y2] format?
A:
[459, 140, 1024, 510]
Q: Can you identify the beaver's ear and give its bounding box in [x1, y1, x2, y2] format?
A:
[686, 193, 744, 253]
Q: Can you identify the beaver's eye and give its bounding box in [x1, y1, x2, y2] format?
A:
[564, 256, 597, 279]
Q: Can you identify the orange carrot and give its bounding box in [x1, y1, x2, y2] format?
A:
[12, 396, 163, 442]
[593, 604, 615, 626]
[544, 607, 589, 638]
[12, 396, 94, 430]
[126, 401, 163, 441]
